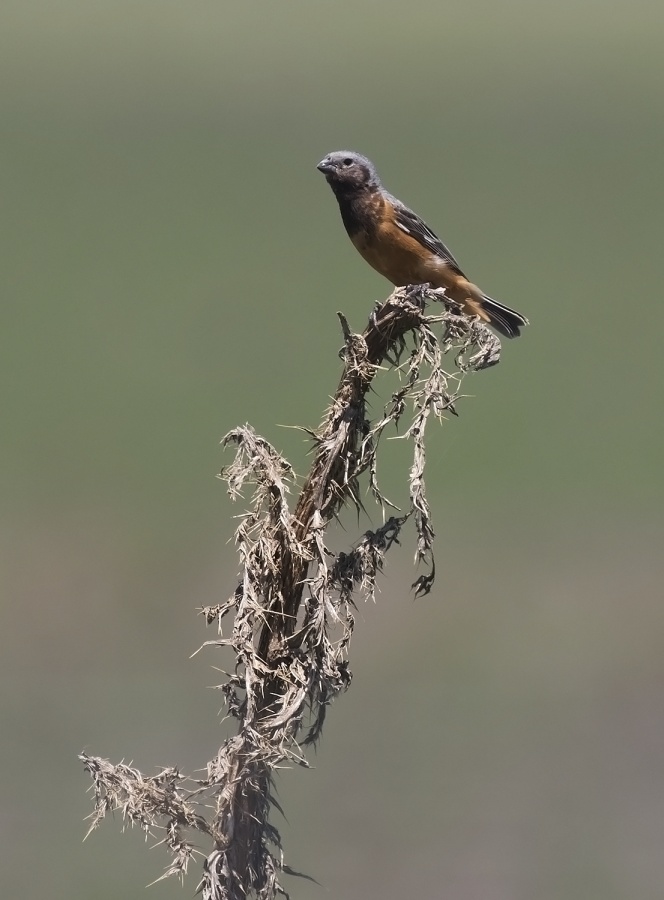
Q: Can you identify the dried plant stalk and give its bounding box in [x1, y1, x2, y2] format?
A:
[80, 285, 502, 899]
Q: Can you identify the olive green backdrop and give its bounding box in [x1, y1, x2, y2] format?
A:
[2, 2, 663, 898]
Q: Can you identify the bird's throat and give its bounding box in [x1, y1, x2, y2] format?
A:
[334, 186, 382, 240]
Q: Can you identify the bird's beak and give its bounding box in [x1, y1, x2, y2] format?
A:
[317, 157, 336, 175]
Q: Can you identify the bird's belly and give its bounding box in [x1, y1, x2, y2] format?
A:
[351, 227, 454, 287]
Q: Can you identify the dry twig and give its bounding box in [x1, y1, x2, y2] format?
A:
[80, 285, 502, 898]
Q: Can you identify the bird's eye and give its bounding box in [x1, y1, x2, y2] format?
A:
[342, 157, 354, 167]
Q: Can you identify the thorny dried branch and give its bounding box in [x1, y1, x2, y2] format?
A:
[80, 285, 502, 899]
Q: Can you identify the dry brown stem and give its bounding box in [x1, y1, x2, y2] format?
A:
[80, 285, 501, 898]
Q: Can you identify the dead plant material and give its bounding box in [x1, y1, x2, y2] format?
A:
[81, 285, 502, 899]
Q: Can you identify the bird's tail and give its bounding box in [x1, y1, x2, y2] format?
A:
[481, 295, 529, 339]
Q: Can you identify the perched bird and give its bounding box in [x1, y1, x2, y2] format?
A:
[317, 150, 528, 338]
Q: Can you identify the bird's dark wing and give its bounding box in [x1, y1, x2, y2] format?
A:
[388, 194, 466, 276]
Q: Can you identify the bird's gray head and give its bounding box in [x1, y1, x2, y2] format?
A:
[316, 151, 381, 193]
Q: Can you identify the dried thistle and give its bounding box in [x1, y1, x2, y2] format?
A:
[81, 285, 502, 898]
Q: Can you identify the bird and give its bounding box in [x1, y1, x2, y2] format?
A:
[317, 150, 528, 338]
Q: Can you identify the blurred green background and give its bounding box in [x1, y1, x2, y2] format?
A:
[2, 1, 663, 897]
